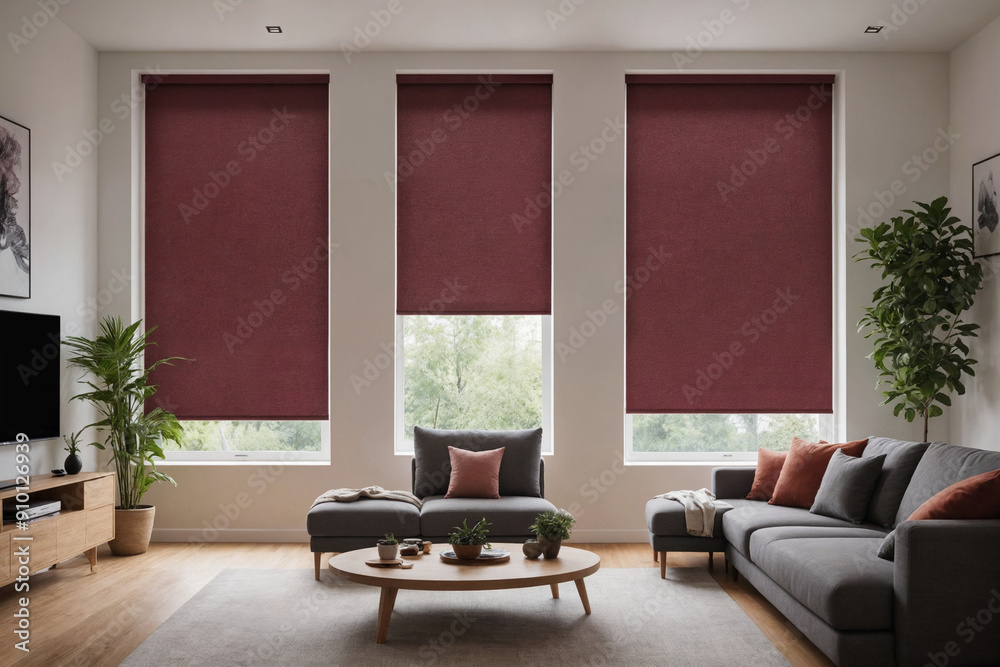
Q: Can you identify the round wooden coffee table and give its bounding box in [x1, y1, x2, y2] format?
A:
[328, 543, 601, 643]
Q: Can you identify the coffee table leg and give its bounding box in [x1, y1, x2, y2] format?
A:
[550, 583, 559, 598]
[375, 587, 398, 644]
[574, 578, 591, 615]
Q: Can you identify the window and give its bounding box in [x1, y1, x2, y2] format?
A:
[394, 74, 553, 453]
[141, 74, 330, 462]
[624, 74, 839, 462]
[395, 315, 552, 453]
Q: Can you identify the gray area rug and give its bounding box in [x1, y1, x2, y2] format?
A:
[122, 567, 789, 666]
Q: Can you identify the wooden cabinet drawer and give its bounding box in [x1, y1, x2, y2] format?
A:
[57, 512, 87, 561]
[0, 532, 10, 583]
[16, 518, 57, 572]
[86, 505, 114, 545]
[84, 476, 115, 509]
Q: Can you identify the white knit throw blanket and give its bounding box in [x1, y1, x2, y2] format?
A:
[653, 488, 722, 537]
[311, 485, 422, 509]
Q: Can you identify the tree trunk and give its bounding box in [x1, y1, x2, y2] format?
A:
[923, 409, 929, 443]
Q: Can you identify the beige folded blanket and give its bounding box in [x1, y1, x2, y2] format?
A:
[653, 488, 725, 538]
[311, 485, 422, 509]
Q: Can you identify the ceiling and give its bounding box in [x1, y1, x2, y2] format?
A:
[45, 0, 1000, 53]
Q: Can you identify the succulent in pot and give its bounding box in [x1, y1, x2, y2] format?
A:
[529, 509, 575, 559]
[448, 518, 491, 560]
[377, 533, 399, 560]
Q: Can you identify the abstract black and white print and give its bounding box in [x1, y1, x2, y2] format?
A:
[973, 152, 1000, 259]
[0, 115, 29, 298]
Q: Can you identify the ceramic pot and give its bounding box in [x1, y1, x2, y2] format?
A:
[522, 539, 543, 559]
[452, 544, 483, 560]
[377, 542, 399, 560]
[64, 454, 83, 475]
[537, 534, 562, 559]
[108, 506, 155, 556]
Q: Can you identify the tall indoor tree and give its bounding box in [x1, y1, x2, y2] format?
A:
[855, 196, 983, 441]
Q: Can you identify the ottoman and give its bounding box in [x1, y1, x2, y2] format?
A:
[307, 498, 421, 580]
[645, 497, 733, 578]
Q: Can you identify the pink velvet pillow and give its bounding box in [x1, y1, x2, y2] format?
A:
[769, 436, 868, 509]
[445, 446, 505, 499]
[746, 449, 788, 501]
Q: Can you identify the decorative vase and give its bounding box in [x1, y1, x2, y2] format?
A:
[522, 539, 543, 559]
[538, 534, 562, 559]
[64, 454, 83, 475]
[377, 543, 399, 560]
[108, 505, 155, 556]
[452, 544, 483, 560]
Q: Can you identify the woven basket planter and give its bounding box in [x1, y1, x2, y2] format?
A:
[109, 505, 156, 556]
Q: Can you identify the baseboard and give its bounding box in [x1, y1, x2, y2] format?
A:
[567, 529, 648, 543]
[151, 528, 310, 544]
[151, 527, 648, 545]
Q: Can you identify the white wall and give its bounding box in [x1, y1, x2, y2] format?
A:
[0, 4, 99, 477]
[96, 49, 949, 543]
[948, 15, 1000, 452]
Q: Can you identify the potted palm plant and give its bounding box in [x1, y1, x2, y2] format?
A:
[64, 316, 189, 556]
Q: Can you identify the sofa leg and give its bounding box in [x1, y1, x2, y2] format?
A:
[724, 556, 730, 574]
[732, 567, 739, 583]
[653, 550, 658, 563]
[314, 552, 323, 581]
[708, 552, 714, 569]
[659, 553, 667, 579]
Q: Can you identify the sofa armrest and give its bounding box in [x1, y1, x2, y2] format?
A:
[894, 519, 1000, 667]
[712, 467, 755, 500]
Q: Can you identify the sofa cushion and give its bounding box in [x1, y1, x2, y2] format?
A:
[753, 536, 894, 631]
[810, 450, 886, 524]
[306, 498, 421, 538]
[769, 437, 868, 509]
[645, 497, 734, 537]
[445, 446, 504, 499]
[748, 525, 890, 564]
[413, 427, 542, 499]
[419, 495, 556, 537]
[746, 449, 787, 501]
[895, 442, 1000, 524]
[862, 436, 932, 527]
[909, 468, 1000, 521]
[723, 500, 885, 557]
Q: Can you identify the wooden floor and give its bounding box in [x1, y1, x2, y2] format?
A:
[0, 542, 834, 667]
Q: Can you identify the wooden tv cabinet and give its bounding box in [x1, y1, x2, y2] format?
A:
[0, 472, 115, 587]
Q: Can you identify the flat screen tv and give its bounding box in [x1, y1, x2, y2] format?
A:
[0, 310, 61, 445]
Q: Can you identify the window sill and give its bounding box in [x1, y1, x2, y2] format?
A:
[158, 459, 330, 466]
[624, 460, 758, 467]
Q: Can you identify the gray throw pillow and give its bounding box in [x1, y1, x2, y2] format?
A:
[862, 436, 931, 527]
[412, 427, 542, 499]
[810, 450, 887, 524]
[877, 530, 896, 561]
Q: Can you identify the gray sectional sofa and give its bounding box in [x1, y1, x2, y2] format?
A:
[307, 427, 556, 576]
[709, 438, 1000, 667]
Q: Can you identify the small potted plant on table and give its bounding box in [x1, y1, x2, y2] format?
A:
[529, 510, 575, 559]
[448, 518, 491, 560]
[377, 533, 399, 560]
[63, 428, 85, 475]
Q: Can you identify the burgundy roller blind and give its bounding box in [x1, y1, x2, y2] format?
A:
[143, 75, 329, 420]
[626, 74, 835, 414]
[395, 74, 552, 315]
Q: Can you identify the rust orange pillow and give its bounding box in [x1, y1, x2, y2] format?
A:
[908, 469, 1000, 521]
[769, 437, 868, 509]
[747, 449, 788, 501]
[444, 446, 505, 499]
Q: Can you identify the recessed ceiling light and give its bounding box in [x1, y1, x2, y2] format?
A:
[266, 26, 282, 34]
[864, 26, 884, 34]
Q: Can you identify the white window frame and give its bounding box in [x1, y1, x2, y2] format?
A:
[623, 68, 847, 465]
[394, 314, 553, 455]
[135, 68, 332, 464]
